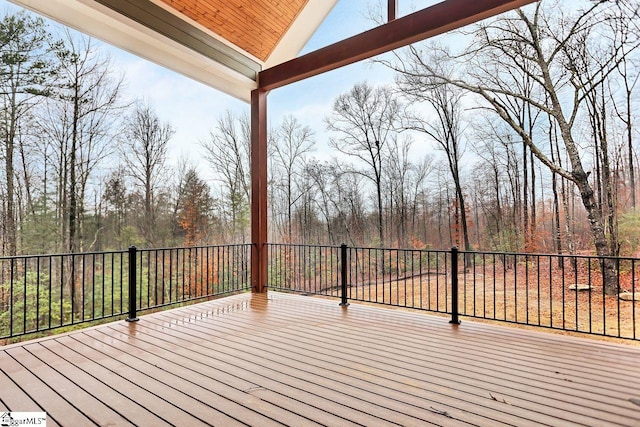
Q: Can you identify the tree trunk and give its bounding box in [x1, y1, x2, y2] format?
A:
[530, 148, 536, 249]
[376, 172, 384, 247]
[69, 85, 79, 254]
[627, 85, 635, 210]
[523, 138, 529, 249]
[4, 130, 16, 256]
[545, 54, 618, 293]
[549, 126, 563, 264]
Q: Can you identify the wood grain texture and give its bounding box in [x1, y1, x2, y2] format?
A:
[158, 0, 308, 61]
[1, 292, 639, 426]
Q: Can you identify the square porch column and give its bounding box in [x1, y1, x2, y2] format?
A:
[251, 88, 268, 293]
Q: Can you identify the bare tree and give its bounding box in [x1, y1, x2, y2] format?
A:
[121, 101, 174, 246]
[201, 110, 251, 242]
[326, 82, 401, 246]
[397, 62, 472, 252]
[384, 135, 417, 245]
[304, 161, 334, 243]
[610, 17, 640, 209]
[42, 30, 125, 252]
[384, 0, 640, 293]
[271, 115, 314, 241]
[102, 167, 129, 247]
[408, 155, 435, 246]
[470, 118, 514, 250]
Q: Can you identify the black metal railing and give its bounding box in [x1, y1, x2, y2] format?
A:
[0, 250, 128, 340]
[132, 244, 251, 315]
[0, 244, 251, 340]
[267, 243, 452, 314]
[267, 243, 343, 297]
[455, 250, 638, 340]
[267, 243, 639, 341]
[2, 242, 638, 341]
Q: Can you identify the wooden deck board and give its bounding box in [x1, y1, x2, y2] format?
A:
[161, 297, 636, 426]
[99, 324, 359, 427]
[108, 321, 441, 427]
[49, 334, 234, 426]
[0, 365, 46, 414]
[1, 291, 639, 427]
[222, 305, 639, 423]
[146, 308, 539, 426]
[103, 323, 405, 426]
[80, 327, 316, 427]
[0, 351, 94, 426]
[165, 318, 606, 425]
[33, 339, 167, 426]
[5, 345, 132, 426]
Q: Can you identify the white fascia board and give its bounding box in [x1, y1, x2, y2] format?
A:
[265, 0, 340, 68]
[9, 0, 256, 102]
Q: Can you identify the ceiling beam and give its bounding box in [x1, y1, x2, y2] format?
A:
[258, 0, 537, 91]
[388, 0, 397, 22]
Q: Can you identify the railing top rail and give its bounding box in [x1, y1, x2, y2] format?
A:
[349, 246, 450, 253]
[9, 242, 637, 263]
[457, 249, 640, 262]
[265, 242, 342, 249]
[266, 242, 640, 262]
[0, 243, 254, 261]
[266, 242, 452, 253]
[137, 243, 252, 252]
[0, 249, 128, 261]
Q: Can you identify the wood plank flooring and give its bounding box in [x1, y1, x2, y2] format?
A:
[1, 292, 639, 426]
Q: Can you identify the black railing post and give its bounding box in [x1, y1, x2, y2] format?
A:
[126, 245, 139, 322]
[450, 246, 461, 325]
[339, 243, 350, 307]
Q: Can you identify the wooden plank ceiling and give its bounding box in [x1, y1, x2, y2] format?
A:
[158, 0, 309, 61]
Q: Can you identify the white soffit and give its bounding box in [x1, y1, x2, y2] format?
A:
[265, 0, 339, 68]
[9, 0, 259, 102]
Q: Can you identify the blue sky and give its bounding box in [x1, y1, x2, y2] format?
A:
[1, 0, 447, 177]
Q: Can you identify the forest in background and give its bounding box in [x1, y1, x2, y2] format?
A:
[2, 0, 640, 260]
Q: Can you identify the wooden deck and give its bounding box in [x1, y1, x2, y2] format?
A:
[1, 292, 639, 426]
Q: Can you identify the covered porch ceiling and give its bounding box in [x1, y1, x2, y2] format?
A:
[10, 0, 536, 102]
[9, 0, 338, 102]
